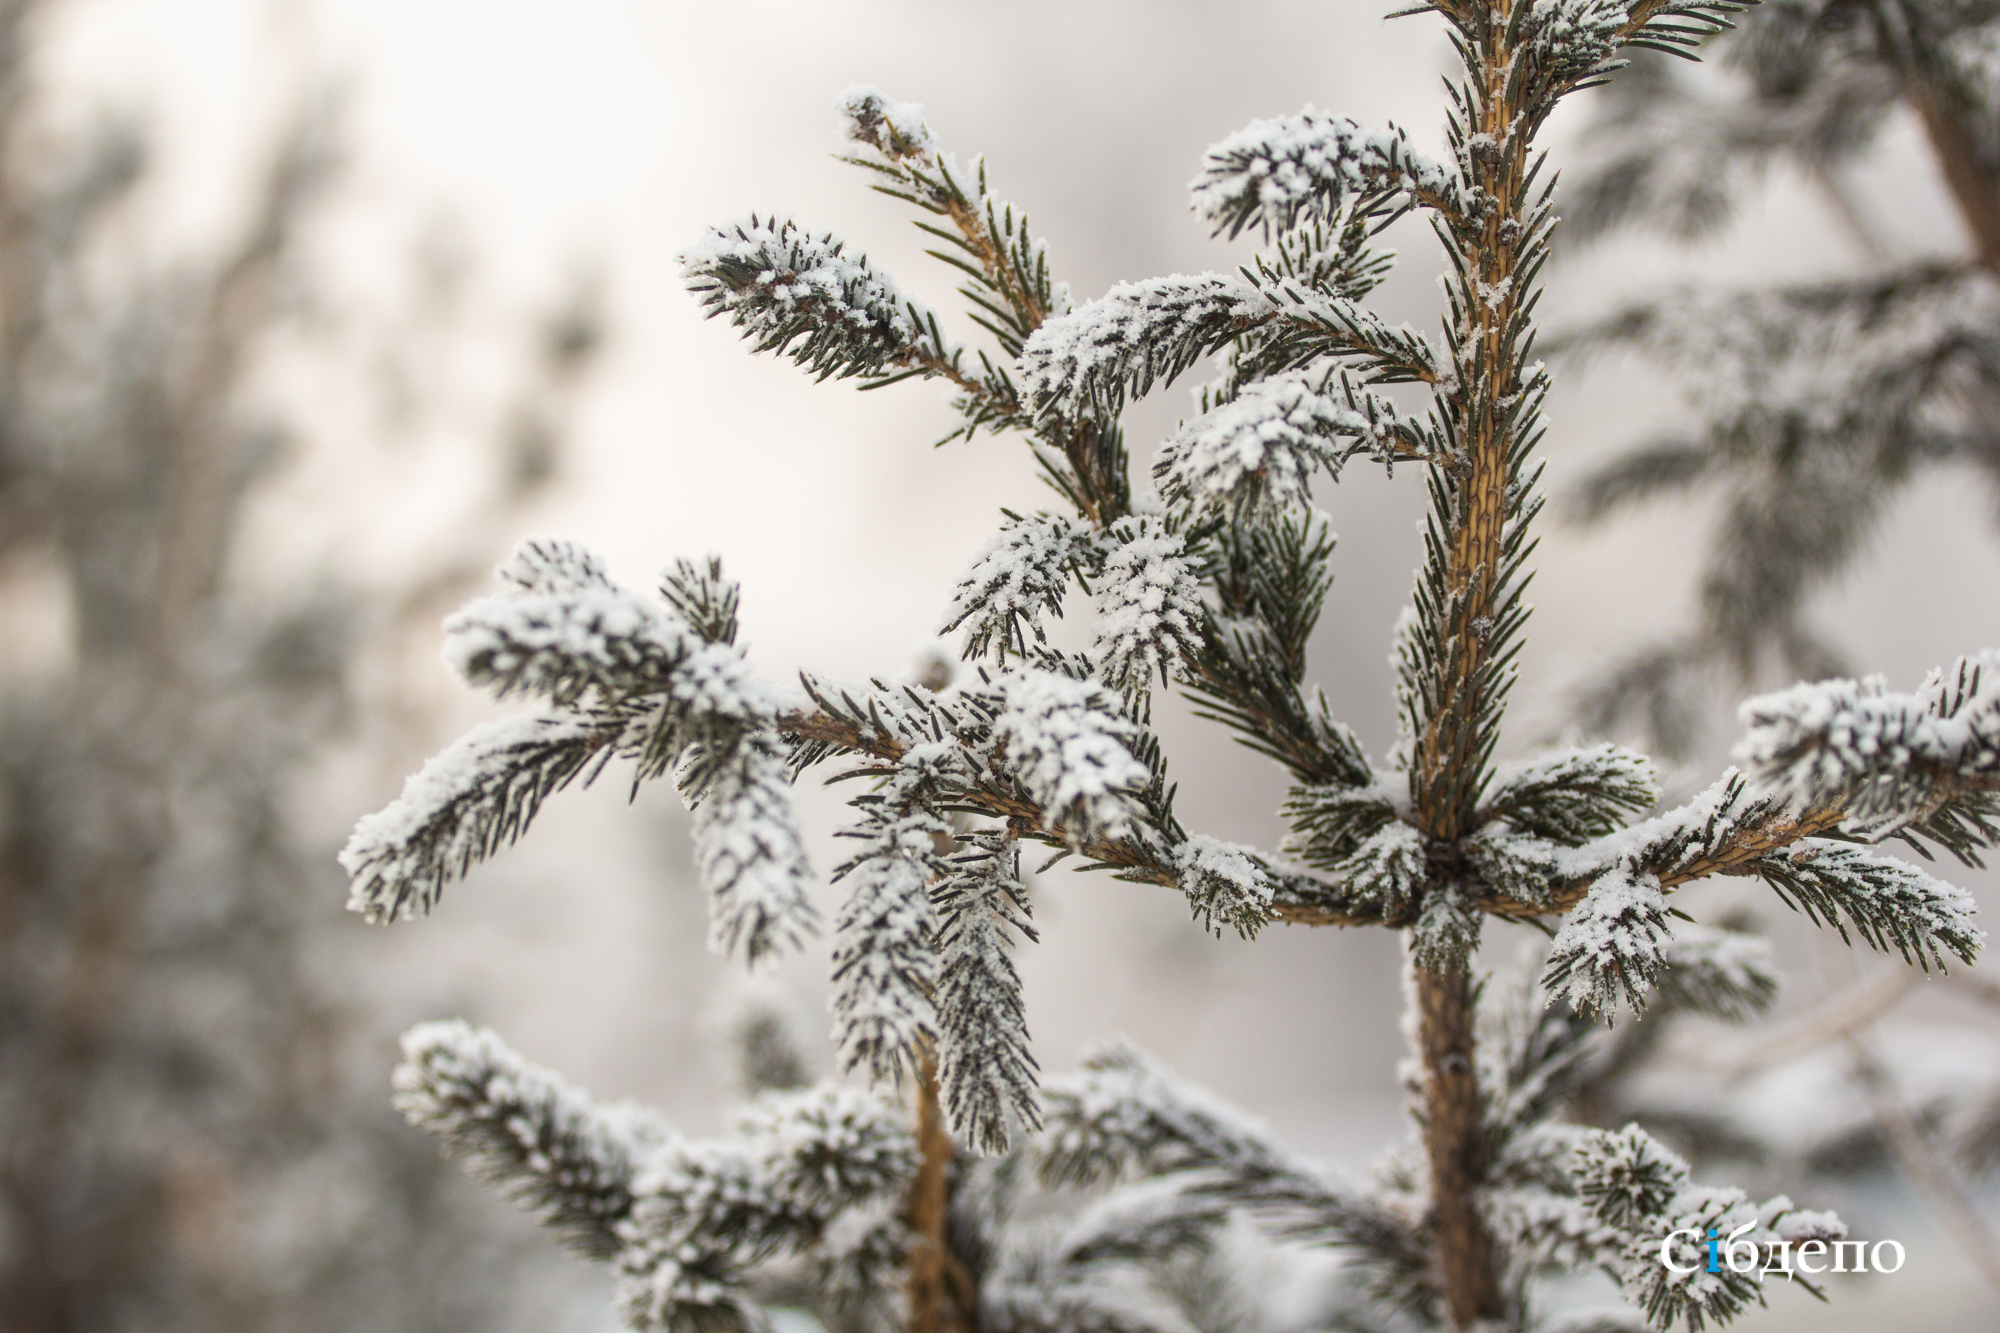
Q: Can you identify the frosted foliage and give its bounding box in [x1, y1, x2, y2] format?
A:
[392, 1021, 672, 1262]
[612, 1084, 915, 1333]
[836, 84, 934, 159]
[1039, 1040, 1278, 1189]
[681, 217, 927, 379]
[1092, 521, 1202, 695]
[1411, 884, 1483, 972]
[1759, 838, 1981, 971]
[1735, 650, 2000, 823]
[340, 712, 604, 924]
[991, 670, 1148, 844]
[444, 567, 770, 724]
[1156, 370, 1422, 520]
[1173, 834, 1274, 938]
[1341, 818, 1428, 917]
[1485, 743, 1661, 846]
[730, 1083, 918, 1213]
[615, 1142, 776, 1331]
[694, 731, 819, 964]
[936, 838, 1040, 1155]
[978, 1277, 1169, 1333]
[1191, 106, 1461, 237]
[830, 803, 946, 1087]
[941, 512, 1082, 662]
[1544, 866, 1670, 1017]
[1574, 1124, 1847, 1331]
[1022, 273, 1268, 416]
[496, 534, 616, 595]
[1023, 269, 1435, 418]
[1525, 0, 1632, 75]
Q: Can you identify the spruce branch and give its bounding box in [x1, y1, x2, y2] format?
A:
[340, 712, 615, 924]
[941, 510, 1090, 666]
[1571, 1124, 1845, 1331]
[1155, 366, 1435, 523]
[828, 743, 956, 1088]
[1192, 107, 1466, 239]
[343, 539, 819, 961]
[1734, 651, 2000, 859]
[681, 214, 966, 390]
[777, 678, 1378, 928]
[933, 832, 1041, 1155]
[1090, 515, 1205, 699]
[1022, 272, 1440, 421]
[837, 86, 1057, 351]
[392, 1020, 674, 1262]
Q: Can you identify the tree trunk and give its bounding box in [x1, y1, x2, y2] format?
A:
[1417, 963, 1506, 1329]
[906, 1058, 970, 1333]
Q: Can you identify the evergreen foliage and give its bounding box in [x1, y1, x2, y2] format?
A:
[348, 11, 1995, 1332]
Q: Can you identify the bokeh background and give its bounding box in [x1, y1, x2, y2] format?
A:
[2, 0, 1997, 1329]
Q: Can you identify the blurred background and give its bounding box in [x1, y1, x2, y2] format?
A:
[1, 0, 1996, 1329]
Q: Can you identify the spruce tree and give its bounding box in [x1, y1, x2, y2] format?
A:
[348, 5, 1997, 1331]
[1552, 0, 2000, 755]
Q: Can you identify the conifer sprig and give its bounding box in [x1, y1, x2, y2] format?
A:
[343, 539, 817, 960]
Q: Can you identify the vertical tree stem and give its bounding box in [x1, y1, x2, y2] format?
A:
[1418, 965, 1504, 1326]
[906, 1055, 957, 1333]
[1411, 0, 1534, 1324]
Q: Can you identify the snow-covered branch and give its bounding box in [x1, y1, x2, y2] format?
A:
[1572, 1124, 1845, 1331]
[1154, 367, 1433, 521]
[1735, 651, 2000, 856]
[1191, 108, 1464, 239]
[1021, 272, 1438, 419]
[681, 215, 950, 385]
[341, 713, 613, 924]
[344, 540, 819, 962]
[392, 1021, 674, 1261]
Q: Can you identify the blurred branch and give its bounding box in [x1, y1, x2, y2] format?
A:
[1847, 1035, 2000, 1293]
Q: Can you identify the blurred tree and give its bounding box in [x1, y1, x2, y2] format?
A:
[0, 0, 603, 1327]
[1555, 0, 2000, 759]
